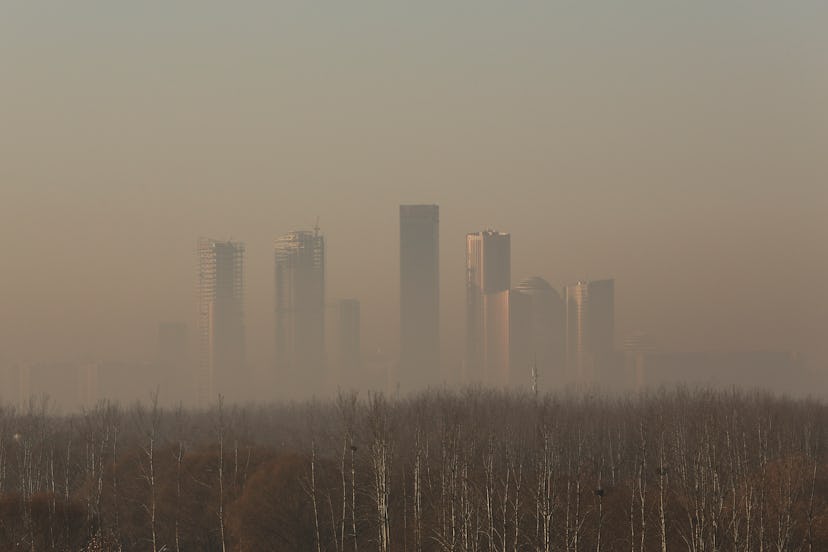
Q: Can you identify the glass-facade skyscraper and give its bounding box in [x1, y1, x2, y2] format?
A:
[564, 278, 614, 384]
[466, 230, 511, 385]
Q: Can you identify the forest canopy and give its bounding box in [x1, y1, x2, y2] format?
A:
[0, 387, 826, 551]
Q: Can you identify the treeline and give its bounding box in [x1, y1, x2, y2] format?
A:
[0, 388, 826, 551]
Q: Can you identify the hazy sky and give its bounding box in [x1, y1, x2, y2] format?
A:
[1, 2, 826, 374]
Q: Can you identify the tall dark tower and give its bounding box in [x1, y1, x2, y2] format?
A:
[399, 204, 440, 390]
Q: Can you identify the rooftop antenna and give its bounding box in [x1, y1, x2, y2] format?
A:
[314, 216, 320, 237]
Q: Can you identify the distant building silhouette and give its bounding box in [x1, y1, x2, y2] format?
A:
[466, 230, 511, 385]
[338, 299, 361, 382]
[399, 205, 440, 390]
[6, 362, 78, 410]
[197, 238, 245, 405]
[564, 279, 615, 384]
[510, 277, 566, 390]
[623, 331, 657, 390]
[274, 229, 326, 390]
[508, 290, 532, 388]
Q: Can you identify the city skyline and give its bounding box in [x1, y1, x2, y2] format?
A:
[186, 216, 620, 397]
[194, 216, 621, 395]
[174, 218, 812, 399]
[1, 3, 826, 549]
[0, 203, 821, 407]
[1, 2, 826, 404]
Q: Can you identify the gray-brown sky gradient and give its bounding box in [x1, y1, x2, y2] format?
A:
[1, 2, 826, 377]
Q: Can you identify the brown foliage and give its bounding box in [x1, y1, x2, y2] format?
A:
[0, 388, 826, 550]
[226, 453, 335, 551]
[0, 492, 87, 551]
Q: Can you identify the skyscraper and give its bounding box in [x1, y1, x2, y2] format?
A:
[399, 205, 440, 390]
[466, 230, 511, 385]
[197, 238, 245, 405]
[564, 279, 615, 384]
[510, 277, 566, 389]
[274, 229, 326, 390]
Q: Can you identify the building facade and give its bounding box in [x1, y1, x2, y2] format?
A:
[510, 277, 566, 390]
[197, 238, 245, 404]
[274, 229, 326, 389]
[399, 205, 440, 390]
[466, 230, 511, 385]
[564, 279, 614, 385]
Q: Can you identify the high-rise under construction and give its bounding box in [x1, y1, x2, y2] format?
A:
[274, 228, 326, 390]
[197, 237, 245, 405]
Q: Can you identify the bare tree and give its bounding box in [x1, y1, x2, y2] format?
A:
[135, 389, 162, 552]
[368, 394, 392, 552]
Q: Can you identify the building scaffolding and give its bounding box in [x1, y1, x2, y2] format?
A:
[274, 228, 326, 382]
[197, 237, 245, 405]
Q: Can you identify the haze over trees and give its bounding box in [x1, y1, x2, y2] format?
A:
[0, 388, 825, 551]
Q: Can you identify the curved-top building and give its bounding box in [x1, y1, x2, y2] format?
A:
[510, 277, 565, 390]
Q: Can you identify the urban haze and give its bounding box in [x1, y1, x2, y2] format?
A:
[0, 2, 827, 551]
